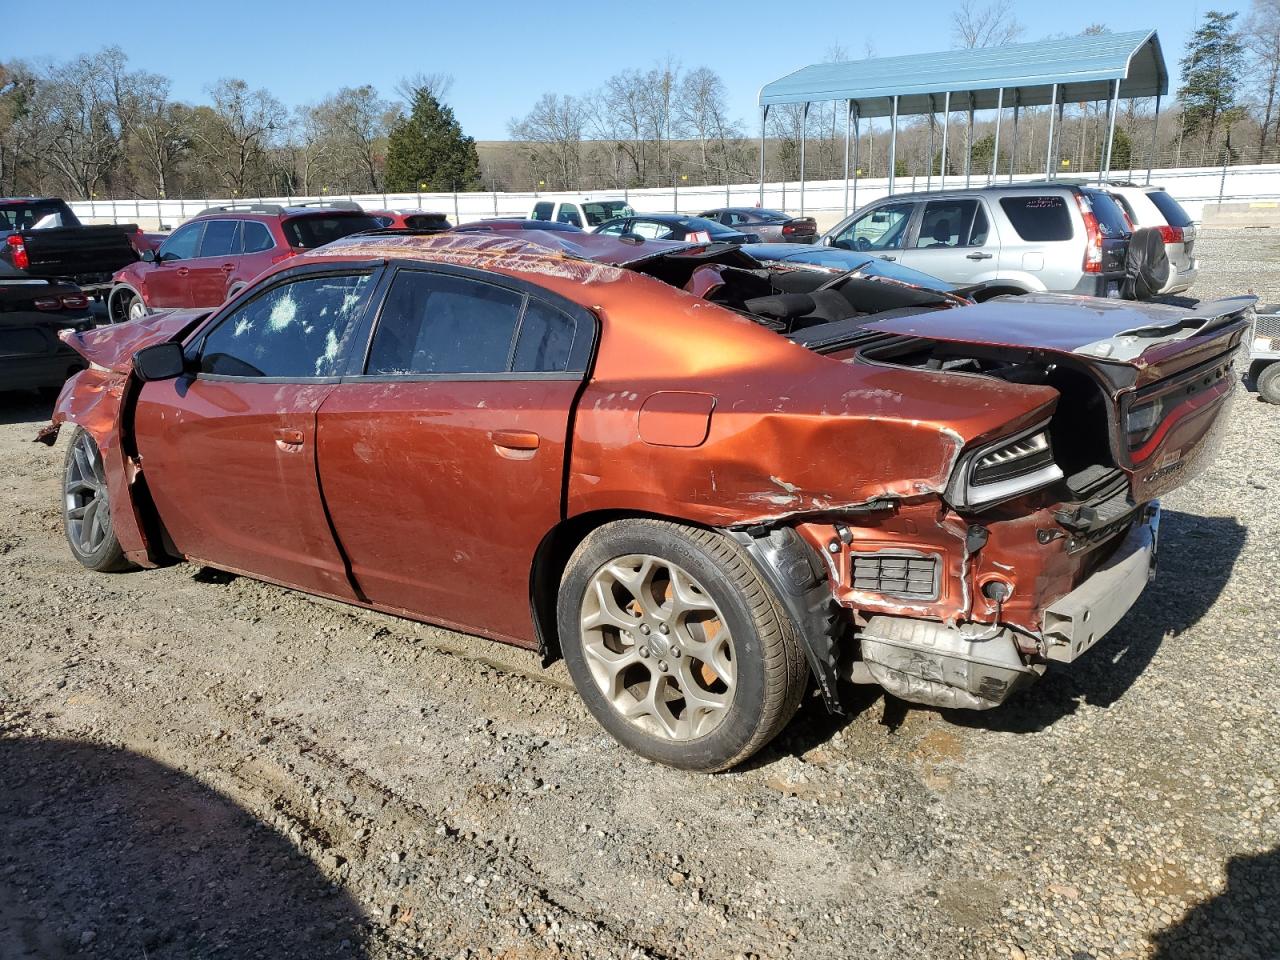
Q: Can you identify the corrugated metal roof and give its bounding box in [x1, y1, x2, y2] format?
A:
[758, 30, 1167, 118]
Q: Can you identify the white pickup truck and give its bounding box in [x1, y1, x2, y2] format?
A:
[527, 197, 635, 230]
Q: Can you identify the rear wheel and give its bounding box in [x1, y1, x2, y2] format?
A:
[1258, 362, 1280, 404]
[62, 428, 130, 572]
[557, 519, 807, 772]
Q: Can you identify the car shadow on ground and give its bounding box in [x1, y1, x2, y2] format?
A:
[0, 390, 55, 428]
[0, 736, 369, 959]
[1150, 846, 1280, 958]
[760, 508, 1246, 761]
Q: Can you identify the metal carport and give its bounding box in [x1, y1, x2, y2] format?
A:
[756, 29, 1169, 214]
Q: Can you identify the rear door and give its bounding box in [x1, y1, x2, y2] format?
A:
[315, 264, 595, 644]
[133, 265, 381, 597]
[147, 221, 206, 308]
[993, 194, 1081, 292]
[899, 197, 1000, 282]
[184, 218, 241, 307]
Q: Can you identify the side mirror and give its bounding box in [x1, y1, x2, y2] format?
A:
[821, 235, 834, 247]
[133, 342, 187, 382]
[140, 249, 157, 263]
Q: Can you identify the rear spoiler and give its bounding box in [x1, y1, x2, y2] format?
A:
[1076, 296, 1256, 361]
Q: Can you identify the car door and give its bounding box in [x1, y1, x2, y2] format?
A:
[184, 218, 242, 307]
[315, 265, 595, 645]
[898, 198, 1000, 283]
[826, 201, 917, 260]
[234, 219, 283, 291]
[132, 265, 382, 598]
[147, 221, 206, 308]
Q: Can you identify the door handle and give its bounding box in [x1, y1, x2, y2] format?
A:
[490, 429, 540, 451]
[221, 263, 235, 272]
[176, 267, 189, 277]
[966, 251, 994, 260]
[273, 427, 304, 451]
[880, 255, 896, 262]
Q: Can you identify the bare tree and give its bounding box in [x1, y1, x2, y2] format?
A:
[1247, 0, 1280, 158]
[508, 92, 587, 189]
[951, 0, 1025, 49]
[323, 85, 393, 191]
[591, 70, 650, 185]
[675, 67, 747, 183]
[196, 78, 286, 195]
[131, 76, 192, 198]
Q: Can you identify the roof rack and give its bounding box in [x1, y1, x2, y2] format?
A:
[194, 199, 365, 217]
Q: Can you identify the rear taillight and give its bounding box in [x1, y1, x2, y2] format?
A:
[6, 234, 28, 270]
[33, 296, 59, 311]
[782, 223, 795, 235]
[61, 293, 89, 310]
[1073, 193, 1103, 274]
[1156, 224, 1184, 244]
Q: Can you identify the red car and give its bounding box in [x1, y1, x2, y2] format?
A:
[107, 202, 382, 322]
[365, 209, 451, 232]
[42, 230, 1249, 771]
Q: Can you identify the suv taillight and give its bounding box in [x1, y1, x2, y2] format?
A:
[61, 293, 89, 310]
[5, 234, 28, 270]
[1073, 193, 1104, 274]
[1156, 224, 1184, 244]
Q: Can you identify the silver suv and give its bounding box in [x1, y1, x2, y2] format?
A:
[819, 183, 1132, 299]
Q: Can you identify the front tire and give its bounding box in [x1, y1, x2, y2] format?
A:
[62, 428, 131, 572]
[557, 519, 807, 772]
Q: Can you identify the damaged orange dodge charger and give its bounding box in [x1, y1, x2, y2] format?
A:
[40, 231, 1251, 771]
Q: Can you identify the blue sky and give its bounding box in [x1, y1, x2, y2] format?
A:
[2, 0, 1233, 139]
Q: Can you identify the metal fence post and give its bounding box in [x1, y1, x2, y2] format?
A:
[453, 185, 459, 224]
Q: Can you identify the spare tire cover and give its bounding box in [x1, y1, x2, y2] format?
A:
[1122, 227, 1171, 301]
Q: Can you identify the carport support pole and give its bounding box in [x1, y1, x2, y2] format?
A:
[843, 100, 853, 215]
[990, 88, 1005, 185]
[888, 95, 899, 195]
[1146, 94, 1161, 186]
[851, 111, 860, 212]
[1045, 83, 1060, 179]
[964, 94, 974, 187]
[758, 105, 769, 206]
[940, 92, 951, 191]
[1009, 98, 1020, 183]
[799, 101, 809, 216]
[927, 95, 936, 192]
[1102, 79, 1120, 183]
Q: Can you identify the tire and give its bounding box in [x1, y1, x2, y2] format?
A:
[62, 428, 131, 572]
[557, 518, 807, 772]
[1258, 362, 1280, 405]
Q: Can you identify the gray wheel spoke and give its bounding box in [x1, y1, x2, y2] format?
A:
[580, 553, 737, 743]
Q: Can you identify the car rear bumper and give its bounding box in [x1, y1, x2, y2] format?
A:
[1162, 259, 1199, 295]
[0, 312, 93, 390]
[854, 504, 1160, 710]
[0, 348, 86, 390]
[1069, 273, 1126, 298]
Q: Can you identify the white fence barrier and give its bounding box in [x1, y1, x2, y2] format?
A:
[67, 163, 1280, 232]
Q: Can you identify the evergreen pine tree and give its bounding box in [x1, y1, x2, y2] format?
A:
[1177, 11, 1245, 149]
[385, 88, 480, 192]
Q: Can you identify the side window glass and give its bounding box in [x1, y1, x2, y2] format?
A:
[970, 205, 991, 246]
[556, 205, 582, 227]
[241, 221, 274, 253]
[159, 222, 204, 261]
[367, 272, 523, 375]
[917, 200, 977, 248]
[199, 273, 374, 378]
[631, 221, 671, 240]
[595, 220, 627, 236]
[197, 219, 241, 258]
[834, 203, 913, 251]
[532, 202, 554, 221]
[513, 299, 587, 373]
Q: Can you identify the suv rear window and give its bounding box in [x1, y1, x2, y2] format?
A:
[1146, 190, 1194, 227]
[282, 214, 381, 249]
[1082, 190, 1131, 239]
[998, 196, 1073, 241]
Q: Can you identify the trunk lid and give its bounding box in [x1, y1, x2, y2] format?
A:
[863, 294, 1253, 500]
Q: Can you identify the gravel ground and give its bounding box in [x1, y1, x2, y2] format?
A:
[1, 228, 1278, 960]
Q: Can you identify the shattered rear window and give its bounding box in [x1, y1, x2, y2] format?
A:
[198, 273, 374, 378]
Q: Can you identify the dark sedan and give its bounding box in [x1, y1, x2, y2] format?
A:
[453, 219, 584, 233]
[700, 207, 817, 244]
[593, 214, 756, 244]
[0, 276, 93, 390]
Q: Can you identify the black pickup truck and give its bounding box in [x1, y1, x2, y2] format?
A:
[0, 197, 140, 295]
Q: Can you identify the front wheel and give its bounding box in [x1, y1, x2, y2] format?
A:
[62, 428, 131, 572]
[557, 519, 807, 772]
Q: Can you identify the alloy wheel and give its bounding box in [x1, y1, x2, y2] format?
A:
[579, 554, 737, 740]
[65, 431, 110, 555]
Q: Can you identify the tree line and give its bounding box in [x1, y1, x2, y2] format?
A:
[2, 3, 1277, 201]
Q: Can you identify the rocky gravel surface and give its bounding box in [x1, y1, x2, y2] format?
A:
[1, 228, 1278, 959]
